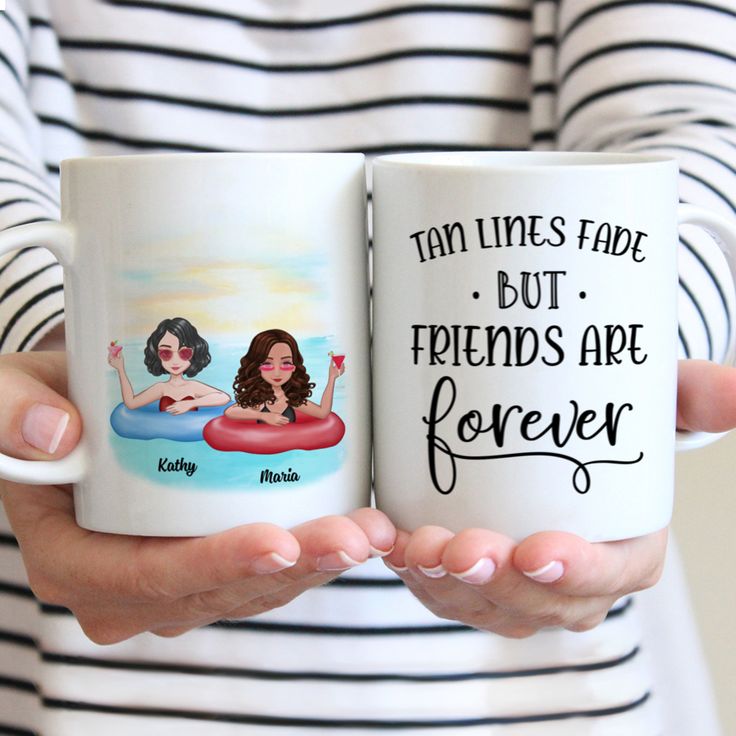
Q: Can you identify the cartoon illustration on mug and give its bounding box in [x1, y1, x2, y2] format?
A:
[203, 328, 346, 454]
[108, 317, 231, 442]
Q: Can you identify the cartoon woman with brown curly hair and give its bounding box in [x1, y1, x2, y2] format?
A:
[225, 329, 345, 426]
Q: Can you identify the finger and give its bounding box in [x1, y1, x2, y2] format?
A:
[385, 528, 615, 634]
[402, 526, 496, 613]
[441, 528, 517, 586]
[677, 359, 736, 432]
[135, 524, 305, 600]
[512, 528, 668, 598]
[133, 514, 391, 637]
[1, 351, 70, 395]
[384, 528, 411, 572]
[289, 514, 372, 572]
[2, 480, 302, 605]
[0, 353, 81, 460]
[211, 552, 359, 625]
[171, 514, 380, 622]
[440, 528, 558, 615]
[442, 531, 614, 631]
[383, 528, 468, 614]
[345, 507, 396, 557]
[403, 525, 455, 578]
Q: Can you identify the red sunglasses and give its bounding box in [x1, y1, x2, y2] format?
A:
[158, 347, 194, 362]
[259, 362, 295, 371]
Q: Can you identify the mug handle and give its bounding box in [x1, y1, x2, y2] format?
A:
[676, 205, 736, 451]
[0, 221, 87, 483]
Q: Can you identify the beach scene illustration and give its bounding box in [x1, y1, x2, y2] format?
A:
[106, 233, 348, 490]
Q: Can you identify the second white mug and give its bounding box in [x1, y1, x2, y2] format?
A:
[372, 151, 736, 542]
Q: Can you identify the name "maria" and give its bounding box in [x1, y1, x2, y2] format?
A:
[260, 468, 301, 484]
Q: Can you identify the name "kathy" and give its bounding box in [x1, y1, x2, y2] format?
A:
[158, 457, 198, 477]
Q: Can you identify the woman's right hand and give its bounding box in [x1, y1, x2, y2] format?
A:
[107, 349, 124, 371]
[0, 350, 396, 643]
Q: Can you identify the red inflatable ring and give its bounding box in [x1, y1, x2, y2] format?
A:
[203, 410, 345, 454]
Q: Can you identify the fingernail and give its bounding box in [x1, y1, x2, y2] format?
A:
[385, 561, 408, 573]
[317, 550, 362, 572]
[370, 544, 394, 558]
[450, 558, 496, 585]
[417, 563, 446, 579]
[251, 552, 298, 575]
[523, 560, 565, 583]
[21, 403, 70, 454]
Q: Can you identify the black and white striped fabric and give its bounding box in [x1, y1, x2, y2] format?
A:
[0, 0, 734, 733]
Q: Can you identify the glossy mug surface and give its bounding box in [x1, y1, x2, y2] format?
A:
[372, 152, 736, 542]
[0, 153, 371, 536]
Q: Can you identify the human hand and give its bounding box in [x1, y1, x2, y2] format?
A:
[328, 358, 345, 381]
[383, 526, 667, 637]
[676, 359, 736, 433]
[0, 350, 396, 643]
[107, 349, 124, 371]
[261, 411, 290, 426]
[381, 359, 736, 636]
[165, 399, 194, 415]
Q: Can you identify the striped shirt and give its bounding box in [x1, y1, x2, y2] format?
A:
[0, 0, 734, 733]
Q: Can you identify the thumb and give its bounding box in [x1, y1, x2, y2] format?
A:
[0, 352, 81, 459]
[677, 359, 736, 432]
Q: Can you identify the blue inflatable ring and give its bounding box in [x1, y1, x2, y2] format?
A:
[110, 401, 231, 442]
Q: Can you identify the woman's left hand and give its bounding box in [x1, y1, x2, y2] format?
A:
[383, 527, 667, 637]
[166, 400, 195, 415]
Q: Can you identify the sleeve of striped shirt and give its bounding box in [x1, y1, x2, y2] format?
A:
[0, 0, 63, 354]
[541, 0, 736, 363]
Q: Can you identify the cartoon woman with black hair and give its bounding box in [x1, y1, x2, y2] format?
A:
[225, 328, 344, 426]
[108, 317, 230, 414]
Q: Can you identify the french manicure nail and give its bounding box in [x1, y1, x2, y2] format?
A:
[417, 563, 447, 579]
[21, 403, 70, 454]
[370, 544, 394, 558]
[251, 552, 298, 575]
[317, 550, 362, 572]
[385, 561, 409, 573]
[523, 560, 565, 583]
[450, 557, 496, 585]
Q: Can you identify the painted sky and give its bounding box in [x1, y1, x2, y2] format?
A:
[119, 230, 332, 339]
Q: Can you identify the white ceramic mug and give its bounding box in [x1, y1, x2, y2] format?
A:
[372, 152, 736, 542]
[0, 153, 371, 536]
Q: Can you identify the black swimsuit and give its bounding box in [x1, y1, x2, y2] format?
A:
[257, 405, 297, 424]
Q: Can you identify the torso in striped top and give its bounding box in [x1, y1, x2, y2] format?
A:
[0, 0, 735, 733]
